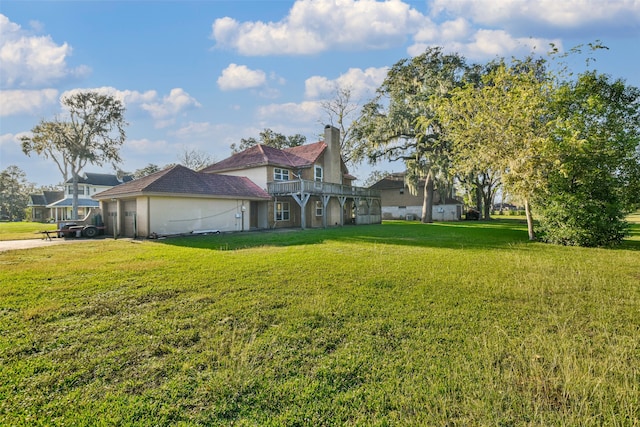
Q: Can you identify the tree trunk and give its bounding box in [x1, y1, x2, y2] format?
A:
[474, 180, 483, 216]
[71, 173, 79, 220]
[421, 169, 434, 223]
[524, 198, 535, 241]
[482, 190, 492, 220]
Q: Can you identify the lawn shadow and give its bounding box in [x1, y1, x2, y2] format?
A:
[155, 219, 539, 252]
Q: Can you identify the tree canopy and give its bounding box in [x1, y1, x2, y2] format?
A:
[0, 166, 33, 221]
[432, 58, 552, 239]
[535, 71, 640, 246]
[352, 47, 468, 222]
[358, 45, 639, 246]
[230, 129, 306, 154]
[21, 91, 127, 219]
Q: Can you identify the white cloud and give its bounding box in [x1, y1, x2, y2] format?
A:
[217, 63, 267, 90]
[0, 89, 58, 116]
[0, 132, 19, 150]
[60, 86, 157, 107]
[124, 138, 172, 155]
[211, 0, 426, 55]
[305, 67, 388, 100]
[430, 0, 640, 32]
[0, 14, 90, 88]
[141, 88, 201, 128]
[257, 101, 324, 124]
[60, 87, 200, 128]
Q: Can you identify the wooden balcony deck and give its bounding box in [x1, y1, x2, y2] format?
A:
[267, 179, 380, 199]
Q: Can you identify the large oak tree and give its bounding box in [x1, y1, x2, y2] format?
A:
[21, 91, 127, 219]
[352, 47, 468, 223]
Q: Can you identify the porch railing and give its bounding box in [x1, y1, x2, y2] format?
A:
[267, 179, 380, 198]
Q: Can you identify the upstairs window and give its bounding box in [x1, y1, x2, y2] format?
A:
[67, 185, 85, 195]
[314, 165, 323, 182]
[274, 168, 290, 181]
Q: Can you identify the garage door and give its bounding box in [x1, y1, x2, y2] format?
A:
[104, 202, 117, 237]
[123, 200, 137, 237]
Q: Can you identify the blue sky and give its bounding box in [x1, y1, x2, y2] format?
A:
[1, 0, 639, 187]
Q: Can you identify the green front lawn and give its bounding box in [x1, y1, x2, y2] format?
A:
[0, 221, 56, 241]
[1, 220, 638, 425]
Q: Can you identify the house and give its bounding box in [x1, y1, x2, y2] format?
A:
[93, 165, 271, 237]
[43, 172, 133, 221]
[28, 172, 132, 222]
[201, 125, 381, 230]
[369, 172, 463, 221]
[93, 125, 381, 238]
[28, 190, 64, 222]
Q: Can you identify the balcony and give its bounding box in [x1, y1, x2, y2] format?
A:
[267, 179, 380, 199]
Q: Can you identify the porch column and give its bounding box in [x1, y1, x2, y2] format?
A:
[338, 196, 347, 226]
[366, 198, 372, 225]
[321, 195, 331, 228]
[354, 197, 361, 225]
[291, 192, 310, 229]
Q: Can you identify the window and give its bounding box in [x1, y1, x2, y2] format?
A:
[315, 200, 323, 217]
[275, 202, 290, 221]
[274, 168, 290, 181]
[314, 165, 323, 182]
[67, 185, 85, 195]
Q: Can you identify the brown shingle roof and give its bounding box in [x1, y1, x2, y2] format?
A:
[201, 141, 326, 173]
[93, 165, 271, 200]
[283, 141, 326, 163]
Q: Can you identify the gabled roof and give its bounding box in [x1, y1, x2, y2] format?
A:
[369, 173, 410, 190]
[283, 141, 326, 164]
[65, 172, 133, 186]
[93, 165, 271, 200]
[28, 190, 64, 207]
[201, 141, 326, 174]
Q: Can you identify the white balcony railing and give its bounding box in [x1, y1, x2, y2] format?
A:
[267, 179, 380, 198]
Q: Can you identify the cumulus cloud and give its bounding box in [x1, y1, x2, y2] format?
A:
[430, 0, 640, 34]
[141, 88, 201, 128]
[217, 63, 267, 90]
[0, 89, 58, 116]
[59, 87, 200, 128]
[305, 67, 388, 100]
[60, 86, 157, 107]
[211, 0, 636, 62]
[211, 0, 426, 55]
[257, 101, 324, 124]
[409, 24, 559, 59]
[0, 14, 90, 88]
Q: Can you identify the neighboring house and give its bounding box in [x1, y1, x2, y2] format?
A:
[93, 165, 271, 237]
[369, 172, 463, 221]
[41, 172, 133, 221]
[202, 125, 381, 230]
[93, 125, 381, 238]
[28, 190, 64, 222]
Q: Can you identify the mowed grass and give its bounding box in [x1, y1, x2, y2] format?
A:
[0, 222, 56, 241]
[1, 219, 639, 425]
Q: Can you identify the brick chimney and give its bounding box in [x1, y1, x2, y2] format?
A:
[323, 125, 342, 184]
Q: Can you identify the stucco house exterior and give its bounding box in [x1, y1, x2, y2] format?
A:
[93, 165, 271, 237]
[201, 125, 381, 230]
[93, 125, 381, 238]
[370, 172, 463, 221]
